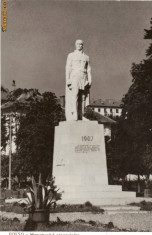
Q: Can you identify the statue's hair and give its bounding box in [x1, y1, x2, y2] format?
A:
[75, 39, 84, 46]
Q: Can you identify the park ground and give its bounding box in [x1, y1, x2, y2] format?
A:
[1, 201, 152, 232]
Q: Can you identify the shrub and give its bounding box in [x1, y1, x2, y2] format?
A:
[84, 201, 93, 208]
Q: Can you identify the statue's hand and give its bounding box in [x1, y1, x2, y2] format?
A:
[85, 81, 91, 89]
[88, 81, 92, 87]
[67, 83, 72, 90]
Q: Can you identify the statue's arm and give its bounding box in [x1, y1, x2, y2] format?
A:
[65, 53, 72, 86]
[87, 57, 92, 86]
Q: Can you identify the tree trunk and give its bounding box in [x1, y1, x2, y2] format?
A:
[137, 174, 141, 193]
[18, 179, 21, 188]
[38, 172, 42, 184]
[145, 174, 150, 189]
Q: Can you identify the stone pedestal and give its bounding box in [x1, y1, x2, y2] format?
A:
[53, 121, 136, 205]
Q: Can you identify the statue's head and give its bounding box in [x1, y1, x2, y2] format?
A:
[75, 39, 84, 51]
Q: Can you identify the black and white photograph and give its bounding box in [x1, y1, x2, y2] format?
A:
[1, 0, 152, 233]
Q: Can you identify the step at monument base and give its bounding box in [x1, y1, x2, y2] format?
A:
[57, 184, 123, 192]
[59, 197, 137, 206]
[59, 196, 152, 206]
[61, 191, 136, 199]
[59, 188, 136, 205]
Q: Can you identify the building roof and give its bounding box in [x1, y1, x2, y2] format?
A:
[90, 99, 123, 108]
[84, 107, 116, 124]
[91, 111, 116, 124]
[1, 89, 43, 114]
[1, 85, 9, 101]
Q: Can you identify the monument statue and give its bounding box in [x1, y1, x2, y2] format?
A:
[65, 39, 92, 121]
[53, 40, 136, 205]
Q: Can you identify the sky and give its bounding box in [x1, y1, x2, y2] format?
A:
[1, 0, 152, 100]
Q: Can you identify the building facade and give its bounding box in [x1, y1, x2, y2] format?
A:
[90, 99, 123, 118]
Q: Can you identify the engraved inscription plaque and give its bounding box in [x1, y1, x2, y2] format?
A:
[75, 144, 100, 153]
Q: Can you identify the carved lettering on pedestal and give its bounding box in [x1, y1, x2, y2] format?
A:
[75, 145, 100, 153]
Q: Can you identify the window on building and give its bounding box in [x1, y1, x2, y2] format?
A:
[110, 108, 112, 113]
[104, 108, 107, 115]
[98, 108, 100, 112]
[116, 109, 119, 113]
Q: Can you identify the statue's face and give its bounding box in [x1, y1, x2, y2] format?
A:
[75, 40, 83, 51]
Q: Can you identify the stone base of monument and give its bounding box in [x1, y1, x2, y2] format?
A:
[53, 121, 136, 206]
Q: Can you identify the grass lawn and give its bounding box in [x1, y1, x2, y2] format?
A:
[1, 218, 129, 232]
[1, 201, 104, 214]
[0, 201, 110, 231]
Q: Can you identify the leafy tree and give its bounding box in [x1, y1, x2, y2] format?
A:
[143, 145, 152, 177]
[1, 115, 8, 151]
[105, 122, 125, 181]
[15, 91, 65, 183]
[144, 18, 152, 57]
[1, 155, 9, 178]
[113, 18, 152, 179]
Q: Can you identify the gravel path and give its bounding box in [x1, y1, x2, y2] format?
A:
[0, 211, 28, 223]
[109, 212, 152, 231]
[50, 212, 152, 231]
[1, 211, 152, 231]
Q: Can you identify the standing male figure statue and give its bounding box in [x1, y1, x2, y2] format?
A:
[65, 40, 92, 121]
